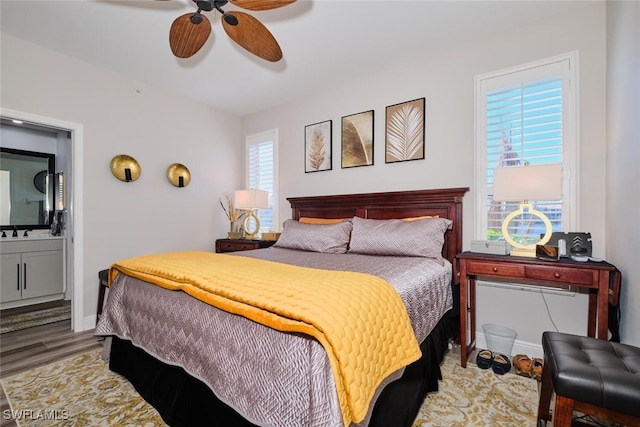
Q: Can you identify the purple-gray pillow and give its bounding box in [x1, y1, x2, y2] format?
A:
[273, 219, 353, 254]
[348, 216, 452, 260]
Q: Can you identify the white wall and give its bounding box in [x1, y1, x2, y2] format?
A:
[1, 34, 243, 328]
[242, 4, 608, 353]
[606, 0, 640, 346]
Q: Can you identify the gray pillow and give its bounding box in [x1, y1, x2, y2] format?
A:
[348, 216, 452, 260]
[273, 219, 353, 254]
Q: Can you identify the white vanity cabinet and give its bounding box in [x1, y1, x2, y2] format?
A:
[0, 238, 64, 309]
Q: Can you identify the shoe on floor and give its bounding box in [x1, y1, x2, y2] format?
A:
[532, 357, 543, 381]
[491, 353, 512, 375]
[512, 354, 533, 378]
[476, 349, 493, 370]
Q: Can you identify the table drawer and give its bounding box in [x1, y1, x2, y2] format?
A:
[525, 265, 594, 286]
[467, 261, 525, 277]
[218, 241, 258, 252]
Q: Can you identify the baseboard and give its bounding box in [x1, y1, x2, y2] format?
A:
[476, 331, 543, 359]
[81, 315, 98, 332]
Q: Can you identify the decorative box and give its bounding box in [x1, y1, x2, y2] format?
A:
[470, 240, 510, 255]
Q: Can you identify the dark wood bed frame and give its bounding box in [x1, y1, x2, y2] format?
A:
[289, 187, 467, 274]
[108, 187, 469, 427]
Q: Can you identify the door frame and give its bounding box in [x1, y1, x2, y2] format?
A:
[1, 108, 85, 331]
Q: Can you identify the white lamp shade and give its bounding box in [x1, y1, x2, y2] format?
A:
[234, 189, 268, 210]
[493, 163, 562, 202]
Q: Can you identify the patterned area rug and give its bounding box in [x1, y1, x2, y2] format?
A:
[1, 349, 538, 426]
[0, 302, 71, 334]
[1, 350, 165, 426]
[413, 354, 539, 426]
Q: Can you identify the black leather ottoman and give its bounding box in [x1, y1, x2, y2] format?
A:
[537, 331, 640, 427]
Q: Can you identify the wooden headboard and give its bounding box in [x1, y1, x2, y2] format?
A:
[287, 187, 469, 273]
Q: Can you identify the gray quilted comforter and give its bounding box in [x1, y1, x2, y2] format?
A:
[95, 247, 452, 427]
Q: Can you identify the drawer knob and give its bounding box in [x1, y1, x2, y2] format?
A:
[492, 267, 498, 272]
[554, 273, 560, 278]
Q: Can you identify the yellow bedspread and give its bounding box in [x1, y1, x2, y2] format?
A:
[110, 251, 421, 425]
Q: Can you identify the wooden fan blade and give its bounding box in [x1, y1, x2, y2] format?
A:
[229, 0, 296, 12]
[222, 11, 283, 62]
[169, 13, 212, 58]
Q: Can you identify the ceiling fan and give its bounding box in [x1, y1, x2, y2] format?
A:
[169, 0, 296, 62]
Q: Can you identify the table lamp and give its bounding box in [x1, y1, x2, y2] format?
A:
[234, 189, 268, 239]
[492, 163, 562, 257]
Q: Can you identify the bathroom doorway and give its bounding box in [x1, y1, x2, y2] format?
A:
[1, 108, 84, 332]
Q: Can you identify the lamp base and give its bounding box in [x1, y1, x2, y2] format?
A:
[502, 202, 554, 259]
[242, 210, 261, 240]
[243, 236, 262, 240]
[509, 247, 537, 258]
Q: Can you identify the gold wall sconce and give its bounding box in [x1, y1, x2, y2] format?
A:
[110, 154, 141, 182]
[167, 163, 191, 187]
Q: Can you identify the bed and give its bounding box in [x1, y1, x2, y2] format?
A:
[95, 187, 468, 427]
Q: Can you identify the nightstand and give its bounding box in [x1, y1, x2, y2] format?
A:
[456, 251, 620, 368]
[215, 238, 276, 253]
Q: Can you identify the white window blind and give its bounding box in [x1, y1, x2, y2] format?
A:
[246, 130, 278, 233]
[476, 54, 577, 243]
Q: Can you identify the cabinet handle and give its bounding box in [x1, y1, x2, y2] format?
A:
[23, 263, 27, 289]
[16, 263, 20, 291]
[492, 267, 498, 272]
[554, 273, 560, 279]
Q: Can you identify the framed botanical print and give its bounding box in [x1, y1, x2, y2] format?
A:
[305, 120, 332, 173]
[385, 98, 425, 163]
[341, 110, 374, 168]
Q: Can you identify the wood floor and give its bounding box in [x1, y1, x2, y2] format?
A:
[0, 319, 102, 427]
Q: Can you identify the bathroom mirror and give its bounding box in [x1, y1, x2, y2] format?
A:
[0, 147, 55, 230]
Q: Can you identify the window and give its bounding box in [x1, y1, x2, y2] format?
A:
[245, 129, 278, 233]
[475, 53, 577, 242]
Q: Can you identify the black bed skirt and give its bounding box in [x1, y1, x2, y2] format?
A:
[109, 312, 454, 427]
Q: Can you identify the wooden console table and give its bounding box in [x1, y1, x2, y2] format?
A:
[456, 251, 620, 368]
